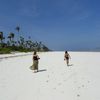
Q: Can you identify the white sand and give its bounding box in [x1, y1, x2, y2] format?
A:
[0, 52, 33, 59]
[0, 51, 100, 100]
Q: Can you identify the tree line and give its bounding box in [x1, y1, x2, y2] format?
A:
[0, 26, 50, 54]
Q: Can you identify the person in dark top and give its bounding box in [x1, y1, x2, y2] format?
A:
[64, 51, 71, 66]
[31, 51, 40, 73]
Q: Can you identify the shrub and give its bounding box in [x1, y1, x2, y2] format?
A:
[0, 48, 11, 54]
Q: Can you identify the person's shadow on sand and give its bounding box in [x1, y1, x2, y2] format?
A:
[38, 69, 47, 72]
[29, 66, 47, 72]
[68, 64, 73, 66]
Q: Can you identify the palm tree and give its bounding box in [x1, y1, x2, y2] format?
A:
[0, 32, 3, 42]
[15, 26, 20, 42]
[0, 32, 6, 48]
[15, 26, 20, 33]
[42, 44, 49, 51]
[0, 32, 4, 47]
[10, 32, 15, 41]
[9, 32, 15, 46]
[37, 41, 42, 51]
[19, 36, 25, 48]
[8, 35, 12, 45]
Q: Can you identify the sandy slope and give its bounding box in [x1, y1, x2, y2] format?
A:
[0, 52, 33, 59]
[0, 51, 100, 100]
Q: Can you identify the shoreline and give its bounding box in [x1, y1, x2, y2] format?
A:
[0, 51, 100, 60]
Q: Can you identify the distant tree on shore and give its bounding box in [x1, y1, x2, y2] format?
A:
[15, 26, 20, 33]
[8, 32, 15, 46]
[15, 26, 20, 41]
[0, 32, 3, 43]
[0, 32, 5, 47]
[0, 27, 50, 54]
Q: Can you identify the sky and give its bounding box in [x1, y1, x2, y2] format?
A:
[0, 0, 100, 51]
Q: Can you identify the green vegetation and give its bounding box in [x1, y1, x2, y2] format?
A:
[0, 27, 50, 54]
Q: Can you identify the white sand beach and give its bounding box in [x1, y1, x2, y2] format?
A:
[0, 51, 100, 100]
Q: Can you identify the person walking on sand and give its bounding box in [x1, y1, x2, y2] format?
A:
[64, 51, 71, 66]
[31, 51, 40, 73]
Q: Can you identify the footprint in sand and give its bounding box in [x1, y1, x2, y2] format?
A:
[58, 83, 62, 86]
[61, 73, 64, 75]
[46, 80, 49, 83]
[48, 75, 49, 78]
[53, 87, 56, 90]
[82, 85, 84, 87]
[74, 81, 77, 83]
[77, 94, 80, 97]
[61, 91, 64, 93]
[78, 87, 81, 89]
[78, 85, 85, 89]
